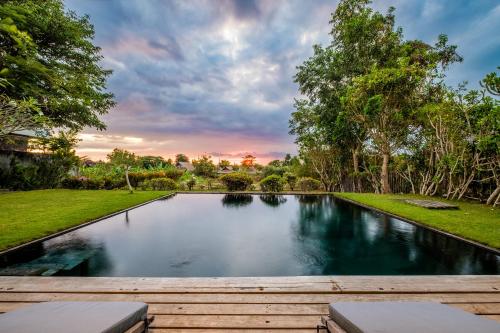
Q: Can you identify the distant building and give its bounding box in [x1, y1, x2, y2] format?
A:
[217, 165, 233, 174]
[0, 130, 40, 152]
[176, 161, 194, 171]
[82, 159, 96, 167]
[243, 166, 257, 174]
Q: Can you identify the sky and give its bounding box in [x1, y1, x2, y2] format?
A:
[65, 0, 500, 164]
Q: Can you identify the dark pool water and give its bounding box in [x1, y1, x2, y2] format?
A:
[1, 194, 498, 276]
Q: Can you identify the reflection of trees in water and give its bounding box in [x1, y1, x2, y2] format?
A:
[291, 196, 499, 275]
[297, 195, 323, 205]
[0, 236, 112, 276]
[157, 195, 175, 202]
[221, 194, 253, 208]
[259, 195, 287, 207]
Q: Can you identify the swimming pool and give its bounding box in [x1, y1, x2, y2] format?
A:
[1, 194, 498, 276]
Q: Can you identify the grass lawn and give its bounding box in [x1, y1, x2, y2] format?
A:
[0, 189, 169, 251]
[335, 193, 500, 249]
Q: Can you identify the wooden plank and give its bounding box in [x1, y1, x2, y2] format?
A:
[0, 302, 328, 315]
[2, 276, 499, 293]
[0, 302, 32, 313]
[333, 276, 500, 293]
[2, 301, 498, 316]
[147, 303, 328, 315]
[1, 292, 499, 304]
[322, 316, 347, 333]
[149, 328, 318, 333]
[150, 314, 322, 329]
[0, 276, 338, 293]
[124, 320, 145, 333]
[450, 303, 500, 315]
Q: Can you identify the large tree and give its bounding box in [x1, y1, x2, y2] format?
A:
[0, 0, 114, 133]
[107, 148, 137, 193]
[291, 0, 401, 192]
[291, 0, 461, 193]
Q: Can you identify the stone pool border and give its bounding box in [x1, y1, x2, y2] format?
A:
[0, 192, 176, 258]
[332, 194, 500, 256]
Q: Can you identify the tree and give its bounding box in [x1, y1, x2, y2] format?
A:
[0, 95, 47, 138]
[175, 153, 189, 164]
[260, 175, 285, 192]
[192, 155, 216, 177]
[241, 154, 256, 167]
[218, 159, 231, 168]
[291, 0, 461, 194]
[139, 155, 168, 169]
[0, 0, 115, 131]
[107, 148, 137, 193]
[186, 177, 196, 190]
[480, 67, 499, 96]
[283, 172, 298, 190]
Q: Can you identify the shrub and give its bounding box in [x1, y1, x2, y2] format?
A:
[186, 177, 196, 190]
[61, 176, 85, 189]
[147, 177, 178, 191]
[219, 172, 253, 191]
[298, 177, 321, 191]
[262, 165, 287, 178]
[164, 168, 184, 180]
[102, 176, 125, 190]
[192, 155, 216, 177]
[283, 172, 297, 190]
[61, 176, 103, 189]
[82, 178, 104, 190]
[259, 175, 285, 192]
[127, 169, 183, 187]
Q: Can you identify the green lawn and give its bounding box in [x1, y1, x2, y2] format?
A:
[335, 193, 500, 249]
[0, 190, 169, 251]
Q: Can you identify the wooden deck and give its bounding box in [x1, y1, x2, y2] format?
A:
[0, 276, 499, 332]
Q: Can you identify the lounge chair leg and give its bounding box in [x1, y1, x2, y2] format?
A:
[320, 316, 347, 333]
[125, 315, 154, 333]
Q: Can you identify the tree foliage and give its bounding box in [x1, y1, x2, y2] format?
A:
[107, 148, 137, 193]
[290, 0, 498, 204]
[0, 0, 114, 132]
[192, 155, 216, 177]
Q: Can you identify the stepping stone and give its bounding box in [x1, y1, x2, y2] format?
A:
[404, 199, 458, 209]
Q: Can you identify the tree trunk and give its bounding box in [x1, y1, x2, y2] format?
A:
[352, 148, 362, 192]
[381, 153, 391, 194]
[125, 167, 133, 193]
[487, 185, 500, 205]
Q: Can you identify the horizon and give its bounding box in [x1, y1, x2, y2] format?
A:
[65, 0, 500, 163]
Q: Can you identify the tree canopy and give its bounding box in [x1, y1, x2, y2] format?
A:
[0, 0, 114, 134]
[290, 0, 498, 204]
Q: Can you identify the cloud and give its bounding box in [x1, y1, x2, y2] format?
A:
[64, 0, 498, 162]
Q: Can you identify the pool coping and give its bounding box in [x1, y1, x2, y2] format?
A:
[0, 192, 176, 258]
[332, 194, 500, 256]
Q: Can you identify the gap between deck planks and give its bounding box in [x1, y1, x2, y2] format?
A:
[0, 276, 499, 330]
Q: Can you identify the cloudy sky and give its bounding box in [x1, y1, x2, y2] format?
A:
[65, 0, 500, 163]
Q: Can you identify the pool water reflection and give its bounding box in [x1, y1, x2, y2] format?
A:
[1, 194, 498, 276]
